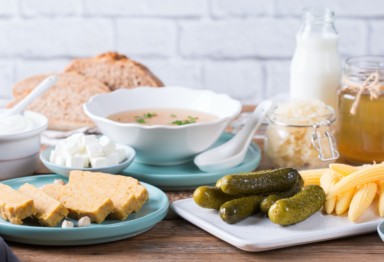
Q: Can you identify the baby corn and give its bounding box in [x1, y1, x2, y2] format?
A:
[329, 163, 358, 176]
[348, 182, 377, 222]
[299, 168, 328, 186]
[335, 189, 355, 215]
[327, 163, 384, 200]
[320, 170, 342, 214]
[378, 180, 384, 217]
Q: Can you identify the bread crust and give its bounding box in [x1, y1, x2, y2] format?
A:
[65, 52, 163, 91]
[8, 73, 109, 131]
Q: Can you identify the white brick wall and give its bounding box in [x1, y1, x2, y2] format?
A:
[0, 0, 383, 103]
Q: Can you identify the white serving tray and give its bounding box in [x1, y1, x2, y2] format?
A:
[171, 198, 383, 252]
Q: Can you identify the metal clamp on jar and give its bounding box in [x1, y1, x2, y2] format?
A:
[265, 100, 339, 169]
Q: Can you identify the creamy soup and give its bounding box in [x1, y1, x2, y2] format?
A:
[108, 108, 219, 126]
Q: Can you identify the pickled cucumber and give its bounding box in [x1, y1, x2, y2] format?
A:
[217, 168, 299, 195]
[268, 185, 326, 226]
[219, 195, 263, 224]
[193, 186, 241, 210]
[260, 174, 304, 213]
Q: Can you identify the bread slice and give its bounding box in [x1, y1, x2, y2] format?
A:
[65, 52, 163, 91]
[68, 170, 149, 220]
[0, 183, 36, 225]
[18, 183, 68, 227]
[8, 72, 109, 131]
[42, 183, 114, 224]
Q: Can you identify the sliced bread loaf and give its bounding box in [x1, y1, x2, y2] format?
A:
[65, 52, 163, 91]
[8, 72, 109, 131]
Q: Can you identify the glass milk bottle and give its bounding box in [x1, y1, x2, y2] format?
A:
[290, 8, 341, 109]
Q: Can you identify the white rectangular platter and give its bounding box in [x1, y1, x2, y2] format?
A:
[171, 198, 383, 252]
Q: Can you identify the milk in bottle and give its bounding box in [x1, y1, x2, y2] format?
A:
[290, 8, 341, 109]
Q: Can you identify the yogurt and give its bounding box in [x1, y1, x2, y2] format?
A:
[0, 115, 36, 135]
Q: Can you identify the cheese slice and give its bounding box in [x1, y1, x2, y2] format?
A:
[42, 183, 114, 223]
[18, 183, 68, 227]
[0, 183, 35, 224]
[68, 171, 149, 219]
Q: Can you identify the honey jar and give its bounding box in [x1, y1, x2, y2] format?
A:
[337, 56, 384, 164]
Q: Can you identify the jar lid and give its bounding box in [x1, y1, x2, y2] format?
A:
[267, 99, 335, 127]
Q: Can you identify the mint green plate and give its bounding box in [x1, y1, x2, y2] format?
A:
[122, 133, 261, 190]
[0, 174, 168, 246]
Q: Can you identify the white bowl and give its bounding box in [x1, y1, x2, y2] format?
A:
[40, 144, 136, 178]
[83, 87, 242, 165]
[0, 110, 48, 180]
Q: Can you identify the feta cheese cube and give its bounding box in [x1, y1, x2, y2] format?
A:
[86, 143, 104, 158]
[75, 153, 90, 168]
[54, 155, 66, 166]
[49, 150, 57, 163]
[114, 148, 127, 163]
[66, 133, 84, 144]
[98, 136, 116, 155]
[63, 140, 80, 157]
[90, 157, 108, 168]
[81, 135, 98, 150]
[65, 155, 85, 168]
[106, 152, 119, 166]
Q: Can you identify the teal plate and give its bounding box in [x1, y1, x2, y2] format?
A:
[122, 133, 261, 190]
[0, 174, 169, 246]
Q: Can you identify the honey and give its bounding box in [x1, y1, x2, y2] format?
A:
[337, 56, 384, 164]
[337, 92, 384, 163]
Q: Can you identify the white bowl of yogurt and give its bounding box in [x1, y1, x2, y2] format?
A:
[0, 110, 48, 180]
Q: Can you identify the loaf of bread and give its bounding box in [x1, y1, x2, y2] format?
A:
[65, 52, 163, 91]
[8, 72, 109, 131]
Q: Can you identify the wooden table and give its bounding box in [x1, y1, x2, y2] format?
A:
[8, 108, 384, 261]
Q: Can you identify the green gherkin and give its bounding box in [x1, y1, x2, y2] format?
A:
[217, 168, 299, 196]
[193, 186, 241, 210]
[268, 185, 326, 226]
[260, 175, 304, 213]
[219, 195, 264, 224]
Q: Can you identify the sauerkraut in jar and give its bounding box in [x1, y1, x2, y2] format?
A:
[265, 99, 338, 169]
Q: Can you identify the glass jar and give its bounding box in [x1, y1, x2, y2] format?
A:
[265, 100, 339, 169]
[290, 8, 341, 109]
[337, 56, 384, 164]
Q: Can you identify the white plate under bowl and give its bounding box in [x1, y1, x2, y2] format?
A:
[171, 198, 383, 252]
[40, 145, 136, 177]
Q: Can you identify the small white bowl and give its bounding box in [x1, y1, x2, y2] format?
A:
[40, 144, 136, 177]
[0, 110, 48, 181]
[83, 87, 242, 165]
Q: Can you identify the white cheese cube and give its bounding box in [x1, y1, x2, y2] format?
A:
[106, 152, 119, 166]
[55, 142, 65, 155]
[54, 155, 66, 166]
[114, 148, 127, 163]
[81, 135, 98, 150]
[65, 155, 85, 168]
[49, 150, 57, 163]
[75, 153, 90, 168]
[66, 133, 84, 144]
[98, 136, 116, 155]
[90, 157, 108, 168]
[86, 143, 104, 158]
[63, 140, 80, 157]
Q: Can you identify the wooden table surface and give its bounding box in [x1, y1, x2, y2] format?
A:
[7, 107, 384, 262]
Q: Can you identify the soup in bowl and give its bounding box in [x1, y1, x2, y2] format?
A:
[83, 87, 242, 165]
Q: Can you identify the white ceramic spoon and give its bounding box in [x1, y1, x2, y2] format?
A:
[194, 100, 273, 172]
[0, 75, 57, 118]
